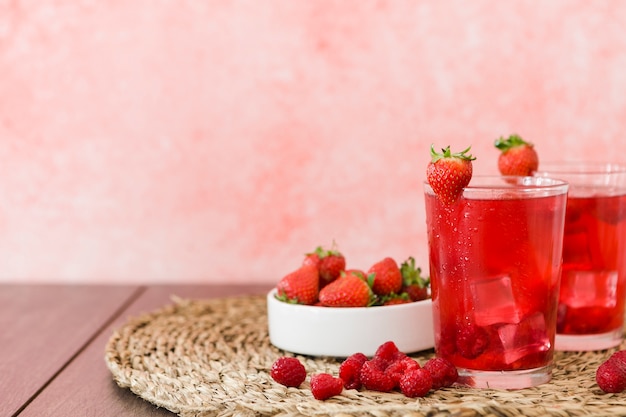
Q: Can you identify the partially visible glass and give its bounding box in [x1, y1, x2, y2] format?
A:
[424, 176, 568, 389]
[535, 162, 626, 351]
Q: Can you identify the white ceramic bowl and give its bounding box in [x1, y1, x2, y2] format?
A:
[266, 289, 434, 357]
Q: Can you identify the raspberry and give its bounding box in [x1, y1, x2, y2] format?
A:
[611, 350, 626, 365]
[339, 352, 368, 390]
[437, 330, 457, 357]
[270, 357, 306, 388]
[456, 324, 489, 359]
[310, 373, 344, 400]
[399, 368, 432, 398]
[597, 351, 626, 393]
[374, 341, 401, 364]
[360, 358, 395, 392]
[423, 357, 458, 389]
[385, 356, 420, 388]
[390, 350, 409, 363]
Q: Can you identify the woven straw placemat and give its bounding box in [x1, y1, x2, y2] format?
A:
[105, 294, 626, 417]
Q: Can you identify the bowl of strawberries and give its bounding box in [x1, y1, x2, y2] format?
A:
[267, 246, 434, 357]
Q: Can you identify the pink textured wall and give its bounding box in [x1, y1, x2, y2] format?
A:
[1, 1, 625, 283]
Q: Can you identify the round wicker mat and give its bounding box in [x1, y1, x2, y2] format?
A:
[105, 295, 626, 417]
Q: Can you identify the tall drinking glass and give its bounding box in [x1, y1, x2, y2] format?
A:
[535, 162, 626, 351]
[424, 176, 568, 389]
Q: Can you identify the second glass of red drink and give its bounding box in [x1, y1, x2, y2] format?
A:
[535, 162, 626, 351]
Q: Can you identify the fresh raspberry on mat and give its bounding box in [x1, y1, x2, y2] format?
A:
[339, 352, 368, 390]
[270, 357, 306, 388]
[373, 340, 402, 364]
[423, 357, 458, 389]
[610, 350, 626, 366]
[359, 358, 395, 392]
[385, 356, 421, 388]
[310, 373, 344, 400]
[399, 368, 433, 398]
[597, 351, 626, 393]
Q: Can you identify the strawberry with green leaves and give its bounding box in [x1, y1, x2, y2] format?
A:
[303, 245, 346, 288]
[275, 264, 319, 305]
[368, 257, 403, 297]
[426, 145, 475, 206]
[318, 270, 375, 307]
[400, 257, 430, 302]
[381, 293, 411, 306]
[494, 134, 538, 176]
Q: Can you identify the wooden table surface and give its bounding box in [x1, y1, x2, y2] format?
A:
[0, 284, 272, 417]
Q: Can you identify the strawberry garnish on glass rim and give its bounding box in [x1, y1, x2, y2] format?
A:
[426, 145, 475, 206]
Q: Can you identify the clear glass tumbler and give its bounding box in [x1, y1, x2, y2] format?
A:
[535, 162, 626, 351]
[424, 176, 568, 389]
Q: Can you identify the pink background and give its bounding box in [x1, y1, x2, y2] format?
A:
[1, 1, 625, 283]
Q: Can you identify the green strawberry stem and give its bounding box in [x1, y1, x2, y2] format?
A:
[365, 273, 379, 306]
[494, 134, 532, 151]
[400, 257, 430, 289]
[430, 145, 476, 163]
[309, 243, 341, 259]
[275, 292, 301, 304]
[379, 292, 411, 304]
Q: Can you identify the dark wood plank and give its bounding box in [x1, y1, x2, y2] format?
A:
[18, 284, 272, 417]
[0, 285, 142, 417]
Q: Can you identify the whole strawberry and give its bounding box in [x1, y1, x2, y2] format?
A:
[303, 245, 346, 288]
[275, 264, 319, 305]
[426, 145, 475, 206]
[494, 134, 539, 176]
[368, 257, 403, 297]
[400, 257, 430, 302]
[318, 271, 374, 307]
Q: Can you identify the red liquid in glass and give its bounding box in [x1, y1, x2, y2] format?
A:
[426, 193, 565, 372]
[557, 194, 626, 335]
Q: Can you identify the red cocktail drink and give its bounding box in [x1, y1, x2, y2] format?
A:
[424, 176, 568, 389]
[537, 163, 626, 351]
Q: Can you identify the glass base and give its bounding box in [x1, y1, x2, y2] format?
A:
[555, 328, 623, 351]
[456, 365, 552, 390]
